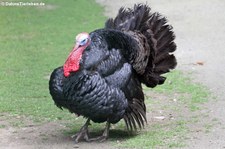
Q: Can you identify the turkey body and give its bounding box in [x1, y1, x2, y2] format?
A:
[50, 29, 145, 126]
[49, 4, 177, 142]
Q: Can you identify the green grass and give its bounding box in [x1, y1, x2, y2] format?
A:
[0, 1, 210, 149]
[148, 71, 209, 111]
[117, 120, 187, 149]
[0, 0, 105, 120]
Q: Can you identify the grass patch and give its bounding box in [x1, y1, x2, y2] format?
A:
[0, 0, 105, 121]
[0, 125, 6, 128]
[117, 120, 187, 149]
[148, 71, 209, 111]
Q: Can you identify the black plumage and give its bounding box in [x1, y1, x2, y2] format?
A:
[49, 4, 177, 142]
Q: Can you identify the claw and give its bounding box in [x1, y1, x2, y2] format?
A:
[89, 135, 108, 142]
[72, 119, 91, 143]
[72, 119, 111, 143]
[89, 121, 110, 142]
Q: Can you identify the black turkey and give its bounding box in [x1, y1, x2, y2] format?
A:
[49, 4, 177, 142]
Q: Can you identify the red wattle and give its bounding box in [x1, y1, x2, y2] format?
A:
[63, 47, 85, 77]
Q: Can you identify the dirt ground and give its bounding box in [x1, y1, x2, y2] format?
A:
[1, 0, 225, 149]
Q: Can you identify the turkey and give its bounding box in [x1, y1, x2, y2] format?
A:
[49, 4, 177, 142]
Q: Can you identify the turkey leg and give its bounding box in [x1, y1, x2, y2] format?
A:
[72, 118, 91, 143]
[89, 121, 110, 142]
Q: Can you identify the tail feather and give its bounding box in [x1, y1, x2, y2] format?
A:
[149, 13, 167, 34]
[154, 54, 176, 74]
[123, 98, 147, 131]
[105, 4, 177, 88]
[148, 13, 177, 77]
[105, 4, 151, 31]
[156, 28, 176, 53]
[143, 13, 177, 87]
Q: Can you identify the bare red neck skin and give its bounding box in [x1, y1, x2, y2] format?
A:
[63, 46, 85, 77]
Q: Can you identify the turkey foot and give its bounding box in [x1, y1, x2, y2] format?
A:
[89, 121, 110, 142]
[72, 118, 91, 143]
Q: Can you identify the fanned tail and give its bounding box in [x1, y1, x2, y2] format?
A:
[142, 12, 177, 87]
[105, 3, 177, 87]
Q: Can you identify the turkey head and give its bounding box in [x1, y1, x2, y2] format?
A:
[63, 32, 90, 77]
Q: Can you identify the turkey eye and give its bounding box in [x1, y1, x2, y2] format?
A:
[80, 38, 88, 46]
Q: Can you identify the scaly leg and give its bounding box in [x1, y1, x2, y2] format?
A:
[89, 121, 110, 142]
[71, 118, 91, 143]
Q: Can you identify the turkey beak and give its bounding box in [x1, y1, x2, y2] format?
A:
[73, 42, 80, 51]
